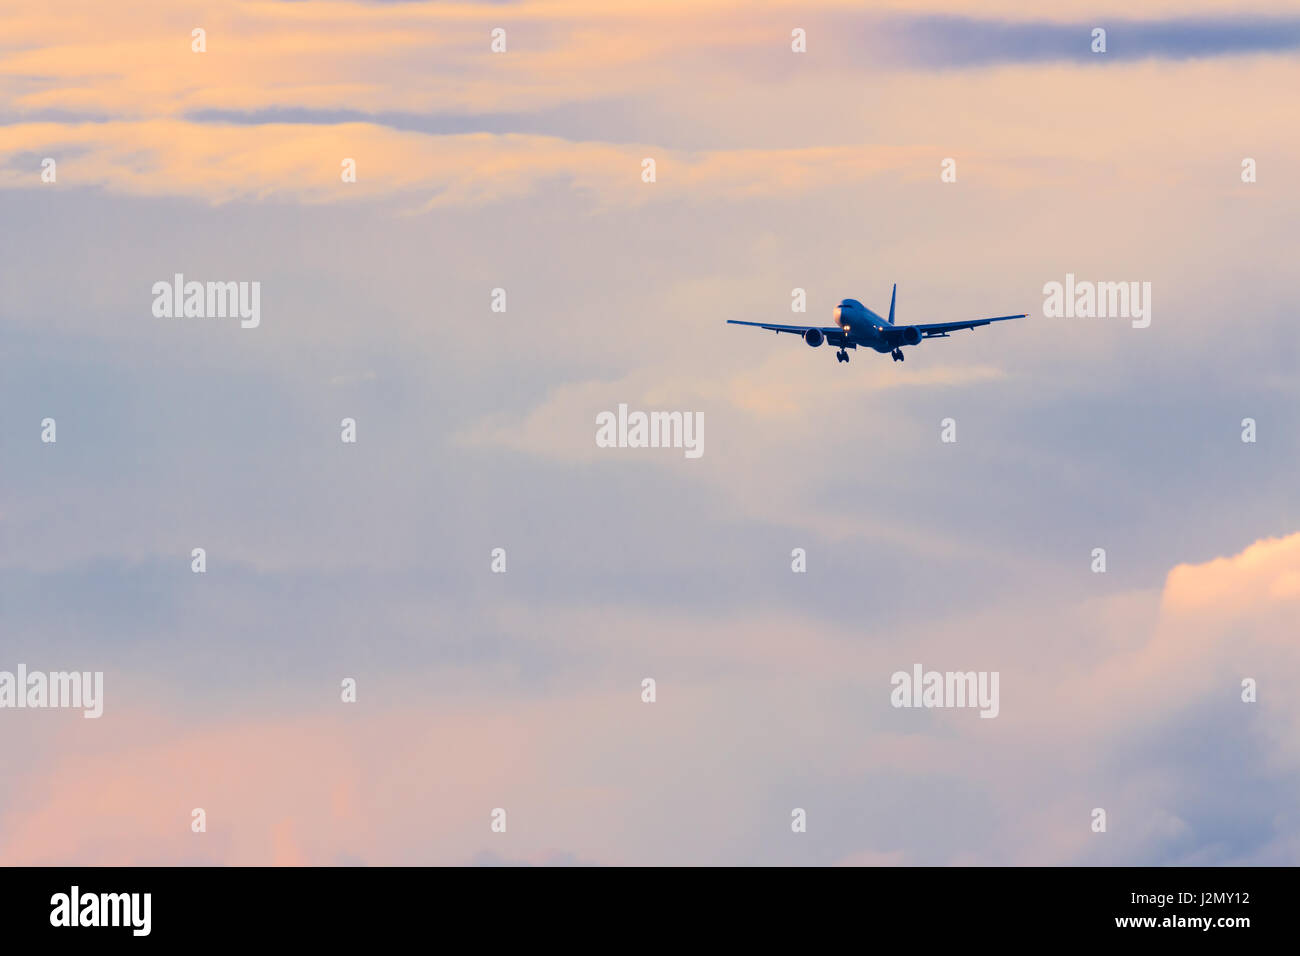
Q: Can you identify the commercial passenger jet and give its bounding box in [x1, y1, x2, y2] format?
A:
[727, 285, 1026, 363]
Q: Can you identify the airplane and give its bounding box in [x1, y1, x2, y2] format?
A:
[726, 285, 1026, 363]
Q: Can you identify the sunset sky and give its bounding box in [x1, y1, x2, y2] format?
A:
[2, 0, 1299, 865]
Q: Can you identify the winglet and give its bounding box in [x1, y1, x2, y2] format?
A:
[887, 283, 897, 325]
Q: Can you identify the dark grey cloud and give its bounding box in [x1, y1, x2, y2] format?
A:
[885, 15, 1300, 68]
[182, 100, 672, 146]
[0, 110, 114, 125]
[186, 107, 538, 136]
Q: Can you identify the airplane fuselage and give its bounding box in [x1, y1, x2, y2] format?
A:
[830, 299, 922, 353]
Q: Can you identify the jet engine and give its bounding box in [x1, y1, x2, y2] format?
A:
[804, 328, 824, 348]
[896, 326, 922, 346]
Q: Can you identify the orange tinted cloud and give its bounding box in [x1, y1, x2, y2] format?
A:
[0, 120, 932, 205]
[0, 699, 586, 865]
[1164, 533, 1300, 615]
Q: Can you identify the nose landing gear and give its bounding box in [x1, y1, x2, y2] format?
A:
[891, 349, 905, 362]
[836, 349, 849, 363]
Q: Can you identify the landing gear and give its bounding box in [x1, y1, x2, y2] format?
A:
[891, 349, 905, 362]
[836, 349, 849, 363]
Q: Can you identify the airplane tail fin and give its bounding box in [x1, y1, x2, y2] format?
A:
[887, 283, 896, 325]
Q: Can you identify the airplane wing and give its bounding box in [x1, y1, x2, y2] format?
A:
[914, 314, 1027, 338]
[726, 320, 843, 337]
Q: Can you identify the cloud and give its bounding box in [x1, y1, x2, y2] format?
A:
[1164, 533, 1300, 616]
[0, 120, 936, 206]
[883, 16, 1300, 68]
[5, 2, 1296, 126]
[1, 531, 1296, 864]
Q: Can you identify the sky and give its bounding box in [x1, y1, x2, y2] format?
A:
[1, 0, 1298, 865]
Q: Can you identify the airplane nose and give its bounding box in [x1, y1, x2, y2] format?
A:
[833, 307, 842, 322]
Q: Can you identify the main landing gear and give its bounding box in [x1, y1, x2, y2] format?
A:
[836, 349, 850, 363]
[891, 349, 905, 362]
